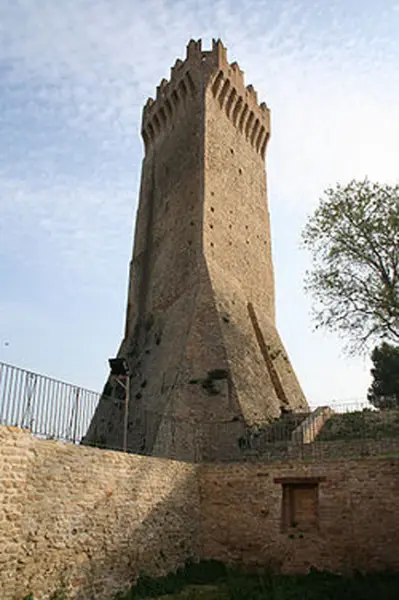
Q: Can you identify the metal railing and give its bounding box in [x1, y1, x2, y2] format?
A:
[0, 361, 99, 442]
[1, 360, 398, 462]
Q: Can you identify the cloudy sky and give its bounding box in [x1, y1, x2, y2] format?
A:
[0, 0, 398, 407]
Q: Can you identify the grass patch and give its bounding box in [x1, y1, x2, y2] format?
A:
[317, 409, 399, 441]
[113, 561, 399, 600]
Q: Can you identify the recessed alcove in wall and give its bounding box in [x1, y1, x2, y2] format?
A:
[274, 476, 326, 534]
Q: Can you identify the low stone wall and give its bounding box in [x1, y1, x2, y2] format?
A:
[199, 458, 399, 574]
[241, 437, 399, 461]
[0, 427, 200, 600]
[1, 426, 399, 600]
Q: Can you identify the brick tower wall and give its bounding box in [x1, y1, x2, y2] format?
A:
[83, 40, 308, 461]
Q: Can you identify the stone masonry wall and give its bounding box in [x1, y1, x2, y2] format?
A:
[200, 50, 308, 426]
[199, 458, 399, 574]
[1, 426, 399, 599]
[0, 427, 199, 600]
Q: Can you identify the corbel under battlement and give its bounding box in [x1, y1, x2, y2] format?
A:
[141, 39, 270, 158]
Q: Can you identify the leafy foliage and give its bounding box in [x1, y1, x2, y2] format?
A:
[302, 179, 399, 353]
[368, 342, 399, 409]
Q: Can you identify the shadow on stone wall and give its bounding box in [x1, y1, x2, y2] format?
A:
[9, 434, 200, 600]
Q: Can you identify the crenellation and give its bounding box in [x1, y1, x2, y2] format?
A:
[229, 61, 245, 89]
[171, 58, 184, 78]
[245, 84, 258, 104]
[156, 78, 168, 101]
[187, 38, 202, 59]
[212, 38, 228, 68]
[141, 39, 269, 156]
[142, 67, 199, 150]
[208, 66, 269, 156]
[144, 97, 155, 112]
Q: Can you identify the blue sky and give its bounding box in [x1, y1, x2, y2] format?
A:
[0, 0, 398, 406]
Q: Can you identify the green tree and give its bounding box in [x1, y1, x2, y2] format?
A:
[367, 342, 399, 409]
[302, 178, 399, 353]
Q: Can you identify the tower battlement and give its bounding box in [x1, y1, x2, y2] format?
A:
[142, 39, 270, 158]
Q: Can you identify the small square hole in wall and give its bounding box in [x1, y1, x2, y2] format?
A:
[275, 477, 325, 533]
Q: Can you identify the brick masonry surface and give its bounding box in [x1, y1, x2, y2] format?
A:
[199, 458, 399, 574]
[0, 427, 200, 600]
[1, 426, 399, 599]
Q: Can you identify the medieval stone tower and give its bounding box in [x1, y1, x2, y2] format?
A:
[84, 39, 308, 460]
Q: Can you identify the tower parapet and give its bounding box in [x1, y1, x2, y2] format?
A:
[142, 39, 270, 158]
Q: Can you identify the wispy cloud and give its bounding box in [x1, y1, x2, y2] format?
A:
[0, 0, 398, 399]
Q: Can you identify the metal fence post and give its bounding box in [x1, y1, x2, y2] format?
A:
[73, 387, 80, 443]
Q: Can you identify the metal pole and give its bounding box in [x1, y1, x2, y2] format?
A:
[123, 375, 129, 452]
[73, 388, 80, 443]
